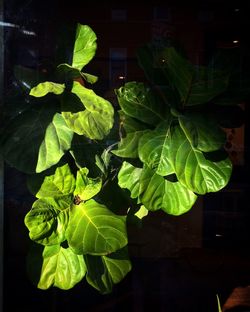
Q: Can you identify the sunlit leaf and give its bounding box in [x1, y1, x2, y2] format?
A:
[72, 24, 97, 70]
[134, 205, 148, 220]
[62, 81, 114, 140]
[169, 125, 232, 194]
[74, 167, 102, 201]
[138, 123, 174, 176]
[81, 72, 98, 84]
[36, 164, 75, 198]
[118, 162, 197, 215]
[30, 82, 65, 97]
[24, 198, 70, 245]
[66, 200, 127, 255]
[38, 245, 86, 290]
[36, 113, 74, 173]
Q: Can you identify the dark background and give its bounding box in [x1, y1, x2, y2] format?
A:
[2, 0, 250, 311]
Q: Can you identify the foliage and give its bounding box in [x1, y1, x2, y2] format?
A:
[0, 23, 246, 294]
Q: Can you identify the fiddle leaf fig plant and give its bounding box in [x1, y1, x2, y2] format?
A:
[0, 23, 246, 294]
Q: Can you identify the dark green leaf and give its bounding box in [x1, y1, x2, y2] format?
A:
[179, 112, 226, 152]
[115, 82, 164, 126]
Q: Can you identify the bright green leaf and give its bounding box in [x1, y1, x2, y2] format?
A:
[38, 245, 86, 290]
[115, 82, 164, 126]
[138, 126, 174, 176]
[112, 130, 149, 158]
[74, 167, 102, 201]
[72, 24, 97, 71]
[118, 162, 197, 215]
[24, 198, 70, 245]
[169, 125, 232, 194]
[36, 164, 75, 198]
[36, 113, 74, 173]
[62, 81, 114, 140]
[134, 205, 148, 220]
[30, 82, 65, 97]
[81, 72, 98, 84]
[66, 199, 127, 255]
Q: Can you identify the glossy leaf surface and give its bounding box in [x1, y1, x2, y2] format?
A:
[169, 126, 232, 194]
[66, 200, 127, 255]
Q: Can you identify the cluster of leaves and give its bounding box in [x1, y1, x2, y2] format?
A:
[112, 42, 246, 216]
[0, 23, 246, 294]
[1, 24, 131, 293]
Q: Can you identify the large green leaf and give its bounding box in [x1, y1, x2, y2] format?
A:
[118, 162, 197, 215]
[112, 130, 149, 158]
[36, 164, 75, 198]
[169, 125, 232, 194]
[72, 24, 97, 71]
[62, 81, 114, 140]
[0, 102, 60, 173]
[74, 167, 102, 201]
[115, 82, 164, 126]
[24, 198, 70, 245]
[38, 245, 86, 290]
[66, 199, 127, 255]
[85, 247, 131, 294]
[179, 112, 226, 152]
[138, 119, 174, 176]
[36, 113, 74, 173]
[29, 82, 65, 97]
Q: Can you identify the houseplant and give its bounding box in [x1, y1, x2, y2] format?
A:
[0, 23, 246, 294]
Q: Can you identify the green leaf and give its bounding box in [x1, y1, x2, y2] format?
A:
[24, 198, 70, 245]
[85, 247, 131, 294]
[62, 81, 114, 140]
[74, 167, 102, 201]
[29, 82, 65, 97]
[38, 245, 86, 290]
[179, 112, 226, 152]
[1, 102, 59, 173]
[117, 161, 143, 200]
[118, 162, 197, 215]
[36, 164, 75, 198]
[81, 72, 98, 84]
[138, 123, 174, 176]
[118, 110, 148, 134]
[134, 205, 148, 220]
[72, 24, 97, 71]
[169, 125, 232, 194]
[36, 113, 74, 173]
[185, 66, 229, 106]
[112, 130, 149, 158]
[57, 63, 82, 80]
[115, 82, 164, 126]
[66, 199, 127, 255]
